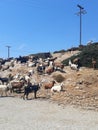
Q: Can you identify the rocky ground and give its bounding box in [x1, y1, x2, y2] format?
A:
[0, 51, 98, 129]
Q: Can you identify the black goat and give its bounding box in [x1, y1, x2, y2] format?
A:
[0, 77, 9, 84]
[23, 84, 40, 100]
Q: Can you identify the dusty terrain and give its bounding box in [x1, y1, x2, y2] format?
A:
[0, 51, 98, 129]
[0, 97, 98, 130]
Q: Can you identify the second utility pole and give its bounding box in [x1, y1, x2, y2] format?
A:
[6, 45, 11, 58]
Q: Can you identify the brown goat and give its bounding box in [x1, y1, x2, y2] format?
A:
[54, 62, 64, 71]
[10, 81, 25, 93]
[43, 80, 56, 90]
[45, 66, 54, 74]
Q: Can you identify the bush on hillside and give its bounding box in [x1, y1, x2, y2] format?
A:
[53, 49, 66, 54]
[30, 52, 52, 59]
[62, 42, 98, 69]
[52, 74, 65, 83]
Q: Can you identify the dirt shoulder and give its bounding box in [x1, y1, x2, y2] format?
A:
[0, 97, 98, 130]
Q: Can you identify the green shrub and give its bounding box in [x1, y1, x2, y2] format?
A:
[62, 42, 98, 69]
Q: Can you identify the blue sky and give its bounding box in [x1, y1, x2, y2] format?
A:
[0, 0, 98, 58]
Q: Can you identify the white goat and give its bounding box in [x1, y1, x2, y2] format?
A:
[69, 60, 78, 70]
[28, 69, 34, 76]
[0, 84, 11, 96]
[51, 82, 63, 93]
[28, 62, 36, 67]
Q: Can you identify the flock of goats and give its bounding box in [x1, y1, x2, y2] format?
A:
[0, 54, 79, 100]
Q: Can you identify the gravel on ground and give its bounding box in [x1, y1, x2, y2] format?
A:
[0, 97, 98, 130]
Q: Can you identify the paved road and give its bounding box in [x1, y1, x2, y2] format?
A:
[0, 97, 98, 130]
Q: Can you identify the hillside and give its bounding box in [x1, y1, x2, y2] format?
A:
[63, 42, 98, 68]
[0, 43, 98, 111]
[45, 50, 98, 111]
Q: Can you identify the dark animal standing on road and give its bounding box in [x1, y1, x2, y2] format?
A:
[23, 83, 40, 100]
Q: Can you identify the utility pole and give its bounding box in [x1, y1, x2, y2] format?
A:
[76, 4, 86, 46]
[6, 45, 11, 59]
